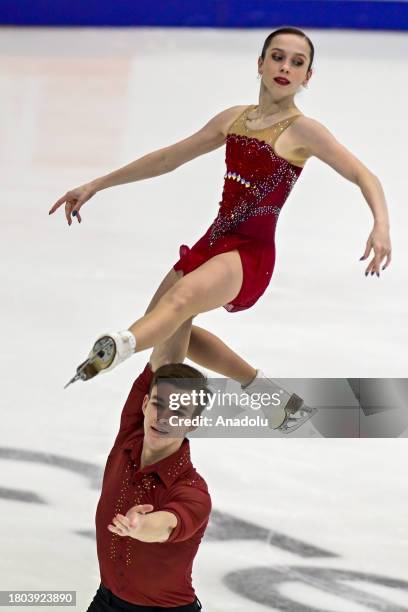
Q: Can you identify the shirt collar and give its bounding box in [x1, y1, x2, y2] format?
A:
[123, 437, 192, 488]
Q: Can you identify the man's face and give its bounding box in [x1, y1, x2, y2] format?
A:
[142, 382, 198, 448]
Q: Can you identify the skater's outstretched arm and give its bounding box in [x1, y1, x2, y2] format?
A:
[48, 105, 248, 225]
[292, 116, 392, 277]
[108, 504, 177, 543]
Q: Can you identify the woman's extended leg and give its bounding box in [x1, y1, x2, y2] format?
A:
[187, 325, 257, 385]
[135, 263, 312, 433]
[144, 266, 256, 384]
[79, 251, 255, 386]
[128, 250, 243, 353]
[144, 267, 195, 366]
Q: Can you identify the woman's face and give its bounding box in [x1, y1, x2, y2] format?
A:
[258, 34, 312, 97]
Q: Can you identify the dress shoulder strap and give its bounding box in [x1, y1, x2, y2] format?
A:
[228, 105, 303, 137]
[226, 105, 253, 135]
[226, 105, 309, 167]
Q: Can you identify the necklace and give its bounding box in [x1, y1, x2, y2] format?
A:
[247, 104, 299, 128]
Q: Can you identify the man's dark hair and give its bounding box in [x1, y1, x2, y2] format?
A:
[260, 27, 315, 72]
[149, 363, 213, 418]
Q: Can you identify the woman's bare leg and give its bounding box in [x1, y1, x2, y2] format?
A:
[139, 265, 309, 431]
[187, 325, 257, 386]
[143, 267, 255, 384]
[128, 250, 243, 352]
[144, 268, 195, 366]
[149, 316, 194, 367]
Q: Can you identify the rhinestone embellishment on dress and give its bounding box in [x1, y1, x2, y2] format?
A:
[208, 136, 301, 248]
[224, 171, 251, 188]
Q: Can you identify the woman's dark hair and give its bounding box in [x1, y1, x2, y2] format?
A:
[261, 27, 314, 72]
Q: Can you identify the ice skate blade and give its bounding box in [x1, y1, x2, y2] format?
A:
[279, 406, 318, 434]
[64, 357, 97, 388]
[64, 375, 79, 389]
[64, 336, 117, 389]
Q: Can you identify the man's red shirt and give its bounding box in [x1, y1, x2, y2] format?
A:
[95, 362, 211, 607]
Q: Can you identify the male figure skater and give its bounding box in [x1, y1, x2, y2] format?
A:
[87, 348, 212, 611]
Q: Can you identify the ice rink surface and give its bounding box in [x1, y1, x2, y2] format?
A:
[1, 27, 408, 611]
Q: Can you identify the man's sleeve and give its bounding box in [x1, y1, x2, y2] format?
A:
[161, 484, 212, 543]
[112, 362, 154, 448]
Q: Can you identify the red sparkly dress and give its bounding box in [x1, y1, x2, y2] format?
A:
[173, 104, 309, 312]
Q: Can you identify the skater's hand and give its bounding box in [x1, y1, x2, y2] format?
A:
[360, 224, 391, 277]
[48, 182, 98, 225]
[107, 504, 154, 538]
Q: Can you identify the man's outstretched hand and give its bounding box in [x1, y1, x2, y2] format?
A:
[108, 504, 154, 538]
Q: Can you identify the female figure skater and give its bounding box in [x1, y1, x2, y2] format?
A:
[49, 27, 391, 431]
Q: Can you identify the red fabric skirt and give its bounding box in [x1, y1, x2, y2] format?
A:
[173, 225, 276, 313]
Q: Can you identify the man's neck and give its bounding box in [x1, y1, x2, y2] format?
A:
[140, 439, 184, 469]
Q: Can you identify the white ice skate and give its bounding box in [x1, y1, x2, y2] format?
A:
[64, 330, 136, 388]
[241, 369, 317, 434]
